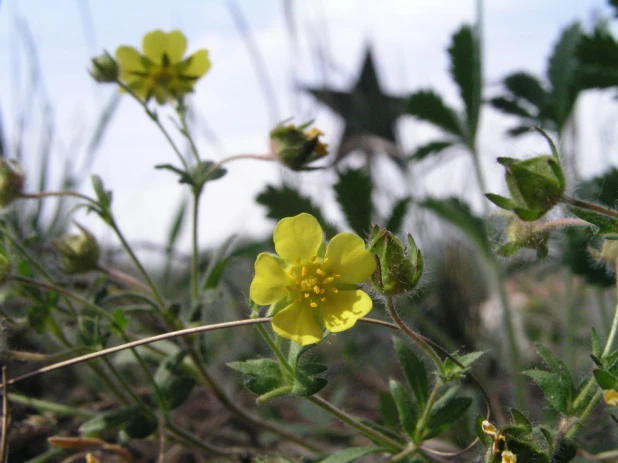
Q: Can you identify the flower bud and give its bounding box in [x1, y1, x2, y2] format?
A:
[90, 52, 119, 83]
[0, 159, 24, 208]
[367, 226, 423, 296]
[269, 121, 328, 171]
[498, 216, 550, 258]
[487, 130, 565, 221]
[53, 224, 100, 274]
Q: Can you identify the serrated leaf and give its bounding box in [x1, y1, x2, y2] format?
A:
[78, 311, 110, 348]
[508, 125, 535, 137]
[443, 351, 485, 379]
[448, 25, 481, 143]
[292, 362, 328, 397]
[524, 370, 571, 414]
[228, 358, 284, 395]
[334, 168, 373, 236]
[409, 141, 454, 162]
[394, 337, 429, 408]
[537, 344, 572, 382]
[318, 446, 384, 463]
[256, 184, 337, 238]
[154, 350, 196, 411]
[389, 379, 418, 438]
[406, 90, 463, 138]
[568, 206, 618, 234]
[421, 197, 493, 260]
[489, 96, 535, 119]
[385, 197, 411, 234]
[577, 26, 618, 90]
[425, 391, 472, 439]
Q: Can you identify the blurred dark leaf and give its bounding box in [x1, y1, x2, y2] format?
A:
[409, 141, 454, 162]
[334, 168, 373, 236]
[389, 379, 418, 437]
[318, 447, 384, 463]
[504, 72, 548, 108]
[385, 197, 411, 234]
[406, 90, 463, 138]
[394, 337, 429, 408]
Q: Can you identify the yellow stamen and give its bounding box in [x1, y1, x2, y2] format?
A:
[316, 269, 325, 276]
[321, 297, 326, 302]
[310, 302, 317, 308]
[332, 288, 338, 293]
[304, 293, 310, 298]
[302, 266, 308, 276]
[288, 268, 295, 276]
[323, 257, 329, 264]
[320, 288, 325, 294]
[324, 277, 335, 283]
[311, 255, 317, 262]
[313, 286, 320, 294]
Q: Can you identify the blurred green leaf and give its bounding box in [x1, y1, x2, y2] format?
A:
[292, 362, 328, 397]
[394, 337, 429, 408]
[406, 90, 463, 138]
[256, 184, 337, 238]
[421, 197, 493, 260]
[568, 206, 618, 234]
[334, 168, 373, 236]
[79, 405, 140, 435]
[389, 379, 418, 438]
[378, 391, 399, 428]
[504, 72, 548, 108]
[578, 25, 618, 89]
[510, 408, 532, 433]
[228, 358, 284, 396]
[594, 369, 618, 390]
[551, 437, 577, 463]
[524, 370, 571, 414]
[318, 447, 384, 463]
[78, 310, 110, 348]
[448, 25, 481, 142]
[385, 197, 411, 234]
[489, 96, 535, 119]
[425, 388, 472, 439]
[154, 350, 196, 411]
[166, 199, 187, 252]
[409, 140, 454, 162]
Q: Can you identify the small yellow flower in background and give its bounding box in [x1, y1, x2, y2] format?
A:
[115, 30, 211, 104]
[269, 122, 329, 171]
[604, 388, 618, 406]
[501, 450, 516, 463]
[250, 213, 376, 346]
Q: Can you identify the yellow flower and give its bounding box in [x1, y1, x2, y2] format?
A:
[250, 213, 376, 345]
[115, 30, 211, 104]
[501, 450, 516, 463]
[604, 389, 618, 406]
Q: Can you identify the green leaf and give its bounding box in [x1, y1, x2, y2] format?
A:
[577, 26, 618, 90]
[510, 408, 532, 433]
[409, 141, 454, 161]
[79, 405, 140, 435]
[385, 197, 411, 234]
[551, 437, 577, 463]
[318, 446, 384, 463]
[421, 197, 493, 261]
[448, 25, 481, 143]
[592, 328, 601, 359]
[508, 125, 535, 137]
[228, 358, 284, 396]
[489, 96, 535, 119]
[154, 350, 196, 411]
[91, 175, 112, 209]
[425, 388, 472, 439]
[122, 410, 158, 439]
[474, 415, 493, 447]
[389, 379, 419, 438]
[406, 90, 463, 138]
[111, 309, 129, 335]
[485, 193, 517, 210]
[201, 235, 237, 290]
[537, 344, 572, 381]
[394, 337, 429, 408]
[78, 310, 110, 348]
[443, 351, 485, 380]
[334, 168, 373, 236]
[524, 370, 571, 414]
[568, 206, 618, 234]
[504, 72, 548, 109]
[292, 362, 328, 397]
[256, 184, 338, 238]
[378, 391, 399, 428]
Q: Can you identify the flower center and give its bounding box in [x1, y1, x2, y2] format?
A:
[151, 67, 176, 88]
[286, 256, 340, 308]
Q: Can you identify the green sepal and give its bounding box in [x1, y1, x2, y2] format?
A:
[368, 226, 424, 296]
[389, 379, 419, 439]
[394, 337, 429, 408]
[485, 193, 517, 210]
[510, 408, 532, 433]
[594, 369, 618, 390]
[228, 358, 284, 396]
[442, 351, 485, 382]
[154, 350, 196, 411]
[292, 362, 328, 397]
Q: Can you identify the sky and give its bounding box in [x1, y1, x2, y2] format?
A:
[0, 0, 616, 256]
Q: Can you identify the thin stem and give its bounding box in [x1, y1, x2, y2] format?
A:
[7, 393, 96, 418]
[205, 153, 275, 178]
[470, 150, 489, 216]
[108, 219, 167, 310]
[563, 270, 577, 375]
[307, 395, 403, 451]
[595, 288, 611, 340]
[255, 323, 295, 379]
[191, 191, 201, 304]
[96, 265, 153, 294]
[177, 104, 201, 165]
[415, 381, 442, 442]
[19, 191, 96, 204]
[566, 390, 602, 439]
[1, 367, 8, 463]
[116, 81, 188, 171]
[385, 296, 445, 375]
[562, 196, 618, 221]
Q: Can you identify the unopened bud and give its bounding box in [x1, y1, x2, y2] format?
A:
[0, 159, 24, 208]
[53, 224, 100, 274]
[90, 52, 119, 83]
[367, 226, 423, 296]
[269, 121, 328, 171]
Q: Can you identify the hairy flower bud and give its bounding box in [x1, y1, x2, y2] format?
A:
[53, 224, 100, 274]
[90, 52, 119, 83]
[367, 226, 423, 296]
[269, 121, 328, 171]
[0, 159, 24, 208]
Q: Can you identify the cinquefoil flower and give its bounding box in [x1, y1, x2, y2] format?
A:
[604, 389, 618, 407]
[250, 213, 375, 345]
[115, 30, 210, 104]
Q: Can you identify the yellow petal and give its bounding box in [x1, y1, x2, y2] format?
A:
[272, 302, 323, 345]
[320, 289, 372, 333]
[115, 46, 144, 80]
[143, 30, 187, 64]
[250, 253, 288, 305]
[324, 233, 376, 284]
[274, 213, 323, 263]
[183, 49, 211, 77]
